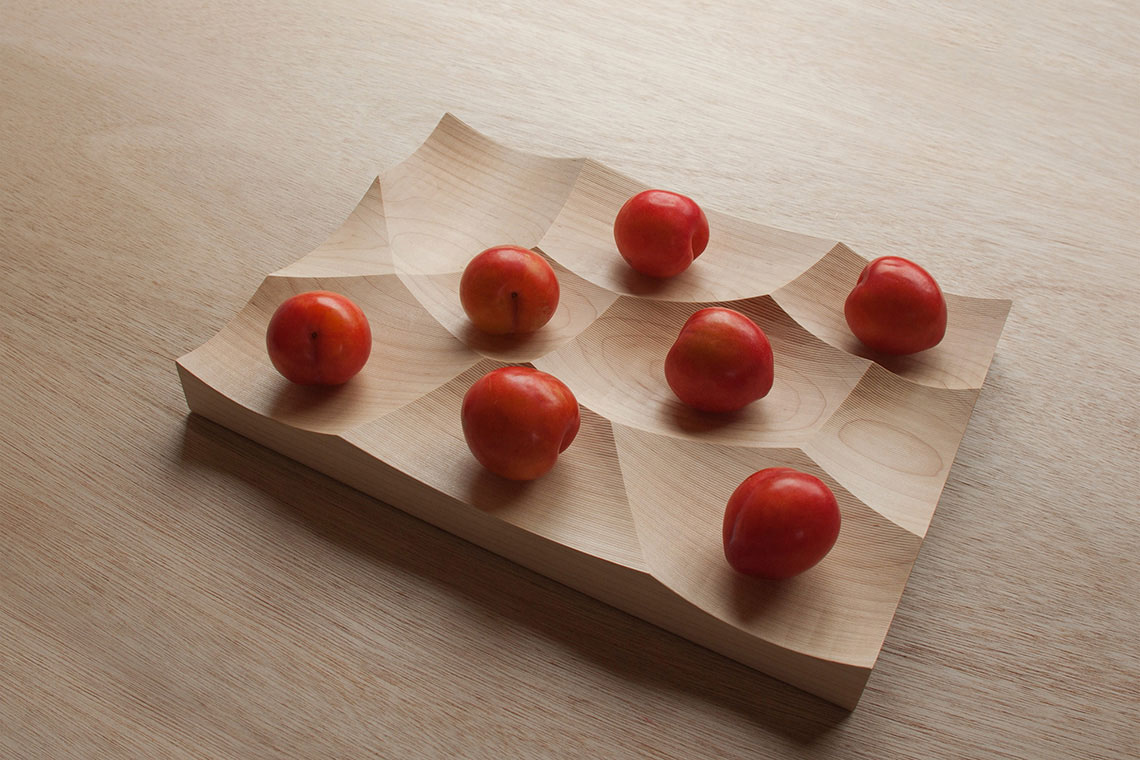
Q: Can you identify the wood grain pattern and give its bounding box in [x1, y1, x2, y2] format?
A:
[2, 0, 1138, 756]
[177, 115, 1008, 707]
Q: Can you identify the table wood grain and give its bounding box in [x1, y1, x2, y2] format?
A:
[2, 1, 1137, 757]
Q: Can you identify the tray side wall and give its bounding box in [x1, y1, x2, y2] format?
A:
[177, 358, 871, 708]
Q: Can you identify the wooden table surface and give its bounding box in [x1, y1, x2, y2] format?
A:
[2, 1, 1137, 757]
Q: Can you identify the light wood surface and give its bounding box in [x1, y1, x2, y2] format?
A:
[2, 0, 1137, 756]
[176, 115, 1009, 708]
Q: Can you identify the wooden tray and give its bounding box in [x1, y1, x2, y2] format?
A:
[176, 114, 1011, 709]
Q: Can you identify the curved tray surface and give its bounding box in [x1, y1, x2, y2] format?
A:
[177, 113, 1011, 708]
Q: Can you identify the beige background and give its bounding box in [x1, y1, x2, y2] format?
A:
[2, 1, 1137, 757]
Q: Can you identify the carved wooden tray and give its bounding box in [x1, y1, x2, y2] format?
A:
[176, 114, 1010, 708]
